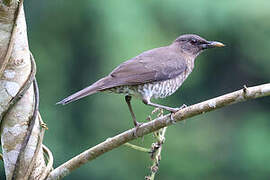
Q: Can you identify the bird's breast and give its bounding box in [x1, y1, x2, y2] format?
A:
[137, 68, 192, 99]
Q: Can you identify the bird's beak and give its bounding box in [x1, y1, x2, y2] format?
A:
[208, 41, 225, 47]
[201, 41, 225, 49]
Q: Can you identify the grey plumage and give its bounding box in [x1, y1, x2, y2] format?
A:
[57, 34, 224, 126]
[57, 45, 188, 105]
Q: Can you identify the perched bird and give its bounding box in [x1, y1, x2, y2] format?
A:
[57, 34, 224, 127]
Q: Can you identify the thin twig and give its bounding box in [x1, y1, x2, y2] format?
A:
[146, 108, 166, 180]
[23, 79, 42, 180]
[40, 144, 54, 180]
[38, 111, 53, 180]
[0, 0, 24, 77]
[12, 53, 38, 180]
[47, 83, 270, 180]
[148, 127, 167, 180]
[124, 143, 150, 153]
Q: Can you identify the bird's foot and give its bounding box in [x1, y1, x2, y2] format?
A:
[133, 122, 144, 138]
[169, 113, 177, 124]
[168, 104, 187, 124]
[179, 104, 187, 109]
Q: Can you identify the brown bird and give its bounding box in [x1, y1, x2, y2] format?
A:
[57, 34, 224, 127]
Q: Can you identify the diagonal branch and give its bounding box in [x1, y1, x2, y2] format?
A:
[47, 83, 270, 180]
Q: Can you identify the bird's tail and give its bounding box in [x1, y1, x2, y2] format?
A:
[56, 77, 110, 105]
[56, 86, 98, 105]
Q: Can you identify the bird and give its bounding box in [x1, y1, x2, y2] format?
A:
[57, 34, 224, 128]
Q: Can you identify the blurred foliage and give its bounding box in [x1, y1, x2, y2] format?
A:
[1, 0, 270, 179]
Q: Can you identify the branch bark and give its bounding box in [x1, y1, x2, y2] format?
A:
[47, 83, 270, 180]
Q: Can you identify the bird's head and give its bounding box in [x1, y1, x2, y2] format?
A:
[174, 34, 225, 56]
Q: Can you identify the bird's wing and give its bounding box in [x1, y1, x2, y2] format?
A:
[100, 46, 188, 89]
[56, 46, 188, 105]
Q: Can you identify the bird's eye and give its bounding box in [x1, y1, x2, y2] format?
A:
[190, 39, 197, 44]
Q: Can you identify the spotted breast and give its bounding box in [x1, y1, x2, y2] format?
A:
[106, 65, 193, 100]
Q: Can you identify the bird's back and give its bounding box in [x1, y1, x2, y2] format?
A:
[58, 43, 192, 104]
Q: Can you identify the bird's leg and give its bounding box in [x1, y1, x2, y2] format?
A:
[142, 98, 179, 113]
[142, 98, 187, 123]
[125, 95, 142, 127]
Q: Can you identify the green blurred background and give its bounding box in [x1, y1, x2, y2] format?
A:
[2, 0, 270, 179]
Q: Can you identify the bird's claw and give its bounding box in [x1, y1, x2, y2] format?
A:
[133, 122, 143, 138]
[168, 104, 187, 124]
[169, 113, 177, 124]
[179, 104, 187, 109]
[170, 104, 187, 113]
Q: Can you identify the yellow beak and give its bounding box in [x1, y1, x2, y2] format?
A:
[209, 41, 225, 47]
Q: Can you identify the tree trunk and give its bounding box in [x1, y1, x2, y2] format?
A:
[0, 1, 46, 179]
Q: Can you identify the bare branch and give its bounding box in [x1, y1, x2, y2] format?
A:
[47, 83, 270, 180]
